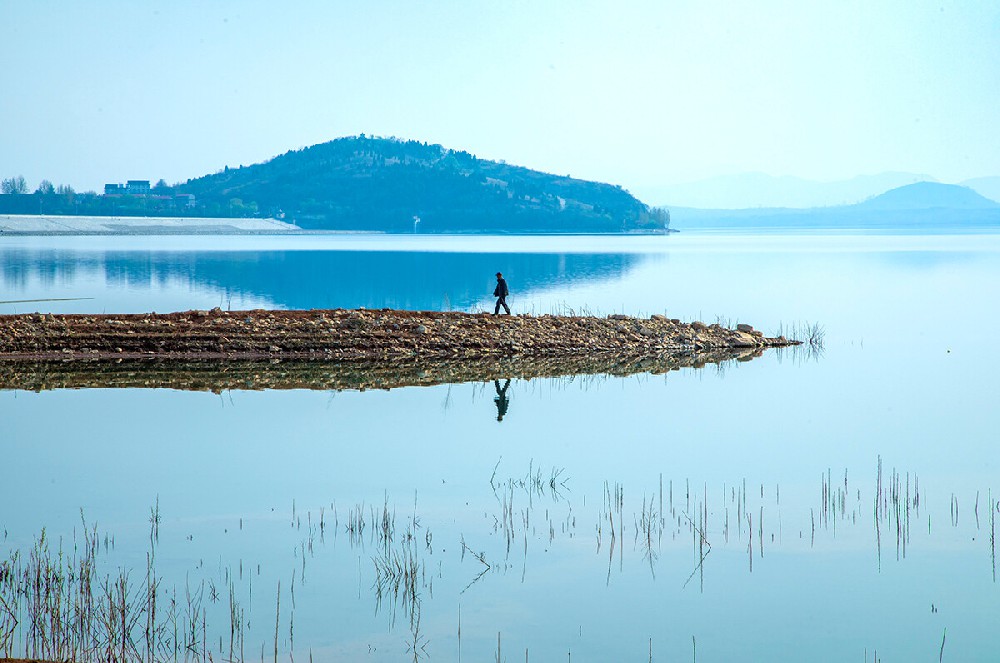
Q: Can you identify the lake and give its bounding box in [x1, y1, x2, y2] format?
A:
[1, 230, 998, 661]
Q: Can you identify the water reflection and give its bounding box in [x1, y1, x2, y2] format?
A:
[0, 347, 769, 393]
[493, 379, 511, 421]
[0, 247, 648, 312]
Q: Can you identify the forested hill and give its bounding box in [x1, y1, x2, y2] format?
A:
[176, 136, 667, 232]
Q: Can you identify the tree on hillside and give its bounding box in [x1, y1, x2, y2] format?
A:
[649, 207, 671, 228]
[1, 176, 28, 194]
[35, 180, 55, 195]
[153, 179, 173, 194]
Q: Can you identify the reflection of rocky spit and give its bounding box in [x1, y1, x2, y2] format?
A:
[0, 347, 771, 392]
[0, 307, 795, 367]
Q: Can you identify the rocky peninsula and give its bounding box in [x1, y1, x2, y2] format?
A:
[0, 308, 796, 363]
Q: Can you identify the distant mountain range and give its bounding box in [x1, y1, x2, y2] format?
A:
[642, 172, 1000, 210]
[176, 136, 666, 233]
[669, 181, 1000, 229]
[856, 181, 999, 210]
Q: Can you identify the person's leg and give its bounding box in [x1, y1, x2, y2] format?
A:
[502, 297, 511, 314]
[494, 299, 501, 315]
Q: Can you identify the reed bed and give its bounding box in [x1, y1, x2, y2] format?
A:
[0, 514, 247, 663]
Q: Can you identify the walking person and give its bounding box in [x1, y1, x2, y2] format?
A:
[493, 272, 511, 315]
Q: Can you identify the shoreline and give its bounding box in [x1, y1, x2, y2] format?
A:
[0, 214, 674, 236]
[0, 308, 797, 363]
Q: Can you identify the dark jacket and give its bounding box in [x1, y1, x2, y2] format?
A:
[494, 277, 509, 298]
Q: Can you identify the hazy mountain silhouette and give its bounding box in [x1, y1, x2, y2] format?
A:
[642, 172, 935, 209]
[960, 177, 1000, 204]
[175, 136, 667, 233]
[669, 181, 1000, 229]
[856, 182, 999, 210]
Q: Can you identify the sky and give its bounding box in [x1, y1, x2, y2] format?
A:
[2, 0, 999, 201]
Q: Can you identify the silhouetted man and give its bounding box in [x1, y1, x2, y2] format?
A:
[494, 379, 511, 421]
[493, 272, 510, 315]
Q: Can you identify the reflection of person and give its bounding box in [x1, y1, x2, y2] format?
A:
[493, 272, 510, 315]
[494, 379, 511, 421]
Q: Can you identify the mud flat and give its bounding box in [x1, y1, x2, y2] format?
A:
[0, 308, 796, 364]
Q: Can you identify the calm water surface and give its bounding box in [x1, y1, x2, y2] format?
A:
[1, 231, 999, 661]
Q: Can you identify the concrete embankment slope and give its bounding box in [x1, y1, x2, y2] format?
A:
[0, 308, 796, 362]
[0, 214, 300, 234]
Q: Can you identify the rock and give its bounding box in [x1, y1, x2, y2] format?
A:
[736, 323, 754, 333]
[210, 307, 223, 315]
[691, 321, 707, 331]
[608, 314, 629, 320]
[650, 314, 667, 321]
[415, 325, 427, 335]
[638, 327, 657, 337]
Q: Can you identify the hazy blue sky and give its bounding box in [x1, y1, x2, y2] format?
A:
[2, 0, 998, 199]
